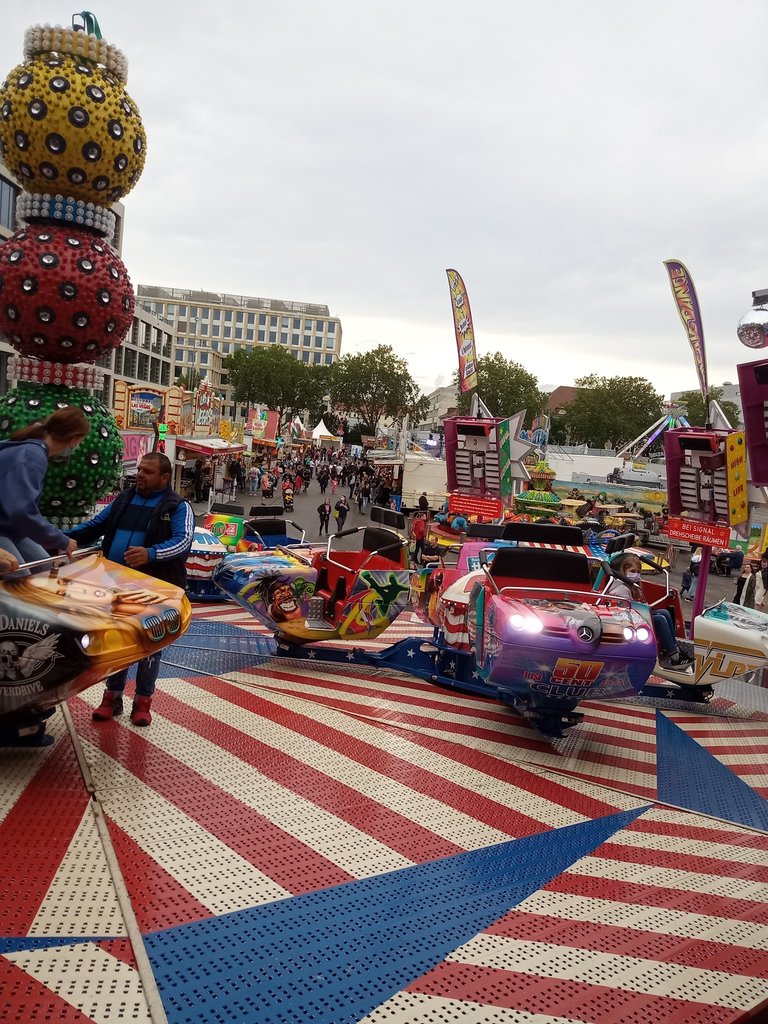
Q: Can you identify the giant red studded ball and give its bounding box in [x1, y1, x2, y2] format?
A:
[0, 223, 134, 363]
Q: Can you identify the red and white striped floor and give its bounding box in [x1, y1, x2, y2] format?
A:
[1, 603, 767, 1023]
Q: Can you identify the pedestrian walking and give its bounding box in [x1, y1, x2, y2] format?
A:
[317, 498, 332, 536]
[334, 495, 349, 532]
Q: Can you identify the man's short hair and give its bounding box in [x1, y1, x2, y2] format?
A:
[140, 452, 173, 477]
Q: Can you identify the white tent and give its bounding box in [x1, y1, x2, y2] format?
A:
[311, 418, 342, 447]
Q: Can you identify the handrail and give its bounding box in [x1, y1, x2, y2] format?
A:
[0, 545, 102, 577]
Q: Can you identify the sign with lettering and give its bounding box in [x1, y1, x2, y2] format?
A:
[665, 516, 731, 547]
[448, 493, 502, 519]
[725, 431, 748, 526]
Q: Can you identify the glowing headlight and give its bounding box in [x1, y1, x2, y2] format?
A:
[622, 626, 635, 641]
[636, 626, 651, 642]
[80, 633, 91, 650]
[509, 614, 544, 634]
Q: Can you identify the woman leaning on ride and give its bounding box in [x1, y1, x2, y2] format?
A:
[0, 407, 89, 568]
[735, 562, 765, 610]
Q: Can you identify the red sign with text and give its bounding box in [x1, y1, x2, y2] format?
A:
[665, 516, 731, 547]
[448, 493, 503, 519]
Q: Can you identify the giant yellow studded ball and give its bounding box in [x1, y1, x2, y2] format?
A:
[0, 53, 146, 203]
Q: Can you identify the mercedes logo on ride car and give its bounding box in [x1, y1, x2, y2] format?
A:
[577, 625, 594, 642]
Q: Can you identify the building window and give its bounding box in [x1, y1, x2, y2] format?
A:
[138, 353, 149, 378]
[314, 338, 323, 348]
[189, 306, 198, 318]
[292, 334, 299, 345]
[280, 332, 288, 344]
[258, 329, 265, 341]
[326, 337, 335, 349]
[313, 352, 321, 364]
[269, 331, 277, 343]
[303, 335, 311, 346]
[281, 317, 289, 329]
[178, 305, 187, 316]
[124, 350, 136, 375]
[236, 311, 244, 323]
[223, 343, 231, 354]
[315, 321, 325, 332]
[212, 323, 221, 337]
[325, 353, 334, 365]
[177, 321, 187, 334]
[224, 325, 232, 338]
[211, 340, 219, 351]
[167, 304, 176, 316]
[302, 351, 310, 363]
[201, 308, 210, 321]
[246, 328, 254, 341]
[0, 178, 19, 230]
[161, 363, 170, 386]
[270, 315, 278, 327]
[328, 322, 336, 334]
[247, 313, 255, 325]
[259, 314, 266, 326]
[188, 351, 196, 362]
[174, 348, 184, 362]
[293, 318, 301, 330]
[225, 310, 233, 322]
[200, 352, 209, 364]
[213, 309, 221, 320]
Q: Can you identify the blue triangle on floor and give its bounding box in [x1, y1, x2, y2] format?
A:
[144, 805, 649, 1024]
[656, 710, 768, 830]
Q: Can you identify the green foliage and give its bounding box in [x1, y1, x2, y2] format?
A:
[561, 375, 664, 448]
[454, 353, 546, 421]
[174, 368, 203, 391]
[676, 388, 742, 429]
[329, 345, 427, 432]
[223, 347, 329, 431]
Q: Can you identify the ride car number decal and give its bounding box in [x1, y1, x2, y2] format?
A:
[551, 658, 604, 684]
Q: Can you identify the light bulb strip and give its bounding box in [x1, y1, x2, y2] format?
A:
[15, 193, 116, 243]
[23, 25, 128, 82]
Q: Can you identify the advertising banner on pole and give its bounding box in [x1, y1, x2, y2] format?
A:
[663, 259, 709, 402]
[446, 269, 478, 394]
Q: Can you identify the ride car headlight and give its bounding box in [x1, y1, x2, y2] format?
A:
[509, 614, 543, 633]
[80, 633, 91, 650]
[636, 626, 651, 642]
[622, 626, 635, 641]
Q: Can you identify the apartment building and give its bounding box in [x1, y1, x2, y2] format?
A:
[137, 285, 343, 418]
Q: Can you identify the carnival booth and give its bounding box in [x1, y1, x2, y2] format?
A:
[175, 436, 247, 506]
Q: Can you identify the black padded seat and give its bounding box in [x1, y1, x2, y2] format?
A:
[210, 502, 245, 516]
[488, 546, 592, 586]
[466, 523, 506, 540]
[603, 533, 636, 556]
[362, 527, 402, 562]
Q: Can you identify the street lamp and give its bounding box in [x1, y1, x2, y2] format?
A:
[738, 289, 768, 349]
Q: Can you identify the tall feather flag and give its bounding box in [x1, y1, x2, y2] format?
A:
[446, 269, 479, 394]
[663, 259, 709, 404]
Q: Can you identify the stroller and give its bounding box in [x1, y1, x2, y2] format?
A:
[282, 485, 295, 513]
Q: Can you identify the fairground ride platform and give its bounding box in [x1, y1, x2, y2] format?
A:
[2, 604, 768, 1023]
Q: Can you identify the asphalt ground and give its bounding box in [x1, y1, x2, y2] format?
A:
[191, 480, 743, 612]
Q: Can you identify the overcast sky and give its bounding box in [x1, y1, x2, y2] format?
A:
[2, 1, 766, 401]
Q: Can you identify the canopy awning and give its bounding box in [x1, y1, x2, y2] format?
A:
[176, 437, 247, 457]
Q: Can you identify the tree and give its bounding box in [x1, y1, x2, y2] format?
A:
[676, 388, 741, 429]
[454, 353, 546, 422]
[329, 345, 427, 434]
[175, 368, 203, 391]
[223, 347, 305, 431]
[564, 375, 664, 449]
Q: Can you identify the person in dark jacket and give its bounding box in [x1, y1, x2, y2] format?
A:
[317, 498, 332, 536]
[0, 407, 89, 569]
[66, 453, 194, 727]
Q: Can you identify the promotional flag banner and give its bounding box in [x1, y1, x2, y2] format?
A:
[663, 259, 708, 401]
[446, 269, 478, 394]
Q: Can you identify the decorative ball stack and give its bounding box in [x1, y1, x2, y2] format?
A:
[0, 17, 147, 523]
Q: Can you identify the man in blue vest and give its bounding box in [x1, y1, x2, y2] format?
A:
[66, 452, 194, 726]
